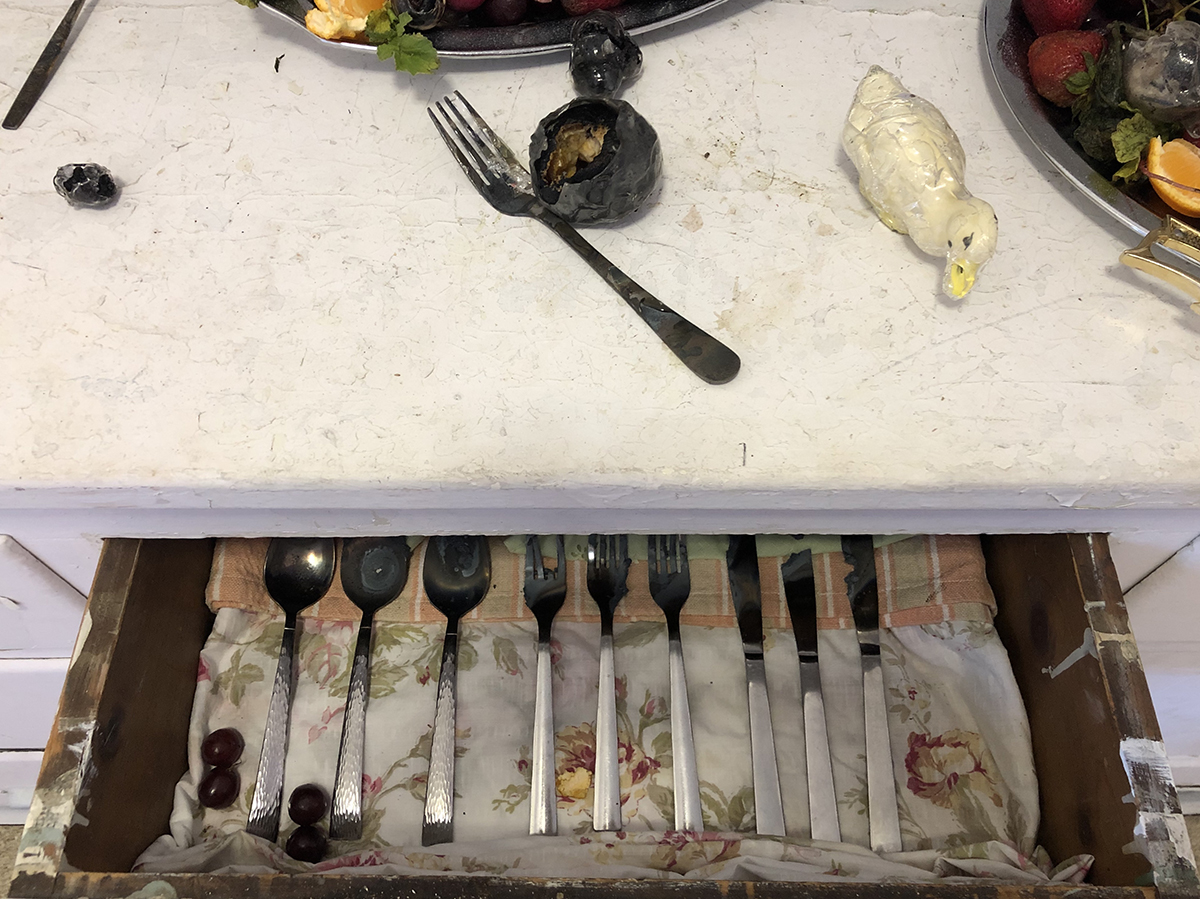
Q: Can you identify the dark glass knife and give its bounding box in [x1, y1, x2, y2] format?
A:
[3, 0, 87, 131]
[726, 535, 785, 836]
[780, 549, 840, 842]
[843, 535, 901, 853]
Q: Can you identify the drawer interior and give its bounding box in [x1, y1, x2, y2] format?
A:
[9, 534, 1193, 898]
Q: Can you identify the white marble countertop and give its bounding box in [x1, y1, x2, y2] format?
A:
[3, 0, 1200, 538]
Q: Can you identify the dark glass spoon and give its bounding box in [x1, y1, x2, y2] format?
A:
[246, 538, 336, 842]
[328, 537, 411, 841]
[421, 535, 491, 846]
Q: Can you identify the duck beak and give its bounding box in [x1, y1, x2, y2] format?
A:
[947, 259, 978, 298]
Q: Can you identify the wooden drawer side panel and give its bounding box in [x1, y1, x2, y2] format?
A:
[61, 539, 215, 874]
[985, 533, 1199, 894]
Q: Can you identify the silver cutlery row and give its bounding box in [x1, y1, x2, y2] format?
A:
[241, 534, 901, 851]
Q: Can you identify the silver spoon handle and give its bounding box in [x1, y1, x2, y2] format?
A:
[668, 634, 703, 832]
[593, 632, 622, 831]
[247, 619, 297, 841]
[529, 638, 557, 835]
[423, 629, 458, 846]
[329, 616, 373, 840]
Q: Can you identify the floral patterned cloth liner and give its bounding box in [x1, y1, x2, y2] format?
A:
[135, 535, 1093, 883]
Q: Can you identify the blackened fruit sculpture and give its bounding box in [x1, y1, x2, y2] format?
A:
[201, 728, 245, 768]
[53, 163, 118, 207]
[530, 97, 661, 224]
[288, 783, 329, 825]
[198, 767, 240, 809]
[285, 824, 329, 862]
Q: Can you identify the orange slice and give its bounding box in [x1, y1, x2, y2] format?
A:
[1146, 136, 1200, 217]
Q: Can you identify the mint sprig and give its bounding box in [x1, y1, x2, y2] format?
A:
[364, 8, 440, 75]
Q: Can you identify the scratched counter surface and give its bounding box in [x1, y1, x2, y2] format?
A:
[2, 0, 1200, 538]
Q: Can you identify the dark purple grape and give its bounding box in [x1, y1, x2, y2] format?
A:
[569, 10, 642, 98]
[481, 0, 528, 25]
[198, 768, 239, 809]
[285, 825, 328, 863]
[201, 728, 244, 768]
[288, 783, 328, 825]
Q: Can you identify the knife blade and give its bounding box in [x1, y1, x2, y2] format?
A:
[726, 534, 785, 836]
[3, 0, 87, 131]
[781, 549, 841, 843]
[842, 535, 901, 853]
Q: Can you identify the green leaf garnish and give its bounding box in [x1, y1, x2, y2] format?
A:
[365, 7, 439, 75]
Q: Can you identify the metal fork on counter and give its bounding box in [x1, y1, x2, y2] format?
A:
[586, 533, 631, 832]
[523, 535, 567, 836]
[647, 535, 703, 832]
[427, 91, 741, 386]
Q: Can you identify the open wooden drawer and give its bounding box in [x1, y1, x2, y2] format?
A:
[7, 534, 1199, 899]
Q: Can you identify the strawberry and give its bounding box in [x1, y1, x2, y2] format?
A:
[1027, 30, 1106, 107]
[561, 0, 621, 16]
[1022, 0, 1096, 35]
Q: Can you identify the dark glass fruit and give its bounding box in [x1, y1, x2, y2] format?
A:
[288, 783, 328, 825]
[530, 97, 662, 224]
[482, 0, 528, 26]
[198, 767, 239, 809]
[569, 10, 642, 98]
[285, 825, 328, 863]
[53, 163, 118, 208]
[201, 728, 244, 768]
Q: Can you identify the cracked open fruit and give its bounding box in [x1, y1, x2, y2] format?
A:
[530, 97, 661, 224]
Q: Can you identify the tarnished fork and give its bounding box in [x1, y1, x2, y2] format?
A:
[523, 535, 568, 836]
[427, 91, 740, 386]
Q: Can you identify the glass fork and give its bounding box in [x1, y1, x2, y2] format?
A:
[427, 91, 740, 386]
[585, 533, 630, 832]
[523, 535, 567, 836]
[648, 534, 704, 832]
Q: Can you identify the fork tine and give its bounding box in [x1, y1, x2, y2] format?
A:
[665, 535, 676, 576]
[453, 90, 526, 173]
[679, 534, 689, 572]
[437, 98, 495, 185]
[587, 534, 599, 573]
[616, 535, 628, 568]
[554, 535, 565, 577]
[428, 104, 489, 195]
[525, 535, 540, 580]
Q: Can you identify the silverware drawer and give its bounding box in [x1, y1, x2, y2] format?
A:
[8, 535, 1196, 899]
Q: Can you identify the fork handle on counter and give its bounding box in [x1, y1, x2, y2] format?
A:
[533, 208, 741, 386]
[529, 637, 557, 836]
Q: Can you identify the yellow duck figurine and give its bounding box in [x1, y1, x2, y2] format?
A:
[843, 66, 998, 299]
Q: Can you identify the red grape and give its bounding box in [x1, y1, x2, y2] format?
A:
[198, 768, 239, 809]
[201, 728, 244, 768]
[482, 0, 529, 26]
[288, 783, 328, 825]
[285, 825, 328, 863]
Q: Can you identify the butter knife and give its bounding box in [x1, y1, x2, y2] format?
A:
[781, 549, 840, 843]
[726, 535, 785, 836]
[842, 535, 901, 853]
[3, 0, 87, 130]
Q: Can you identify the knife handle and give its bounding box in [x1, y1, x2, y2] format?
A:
[800, 661, 840, 843]
[744, 656, 785, 836]
[593, 632, 623, 832]
[861, 653, 901, 852]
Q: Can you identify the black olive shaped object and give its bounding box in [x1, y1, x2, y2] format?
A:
[53, 163, 118, 208]
[530, 97, 661, 225]
[569, 10, 642, 98]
